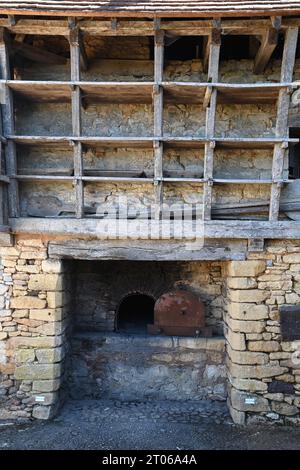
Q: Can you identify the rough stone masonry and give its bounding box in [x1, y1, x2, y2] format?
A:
[1, 237, 300, 424]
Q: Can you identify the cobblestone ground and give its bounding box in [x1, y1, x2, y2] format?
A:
[1, 399, 300, 450]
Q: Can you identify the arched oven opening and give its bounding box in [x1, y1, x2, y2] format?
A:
[116, 292, 155, 334]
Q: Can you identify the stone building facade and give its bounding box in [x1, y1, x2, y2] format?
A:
[1, 1, 300, 425]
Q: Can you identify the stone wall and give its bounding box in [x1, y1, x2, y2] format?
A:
[225, 246, 300, 425]
[2, 238, 300, 424]
[0, 239, 72, 421]
[69, 333, 226, 402]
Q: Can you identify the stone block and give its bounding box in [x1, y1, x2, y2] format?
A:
[227, 278, 257, 289]
[15, 349, 35, 363]
[32, 392, 59, 406]
[177, 337, 225, 352]
[41, 259, 63, 274]
[8, 335, 63, 349]
[15, 363, 61, 380]
[20, 251, 47, 260]
[272, 401, 299, 416]
[225, 328, 246, 351]
[36, 321, 65, 336]
[268, 379, 295, 394]
[231, 388, 270, 412]
[0, 309, 12, 317]
[47, 291, 64, 309]
[229, 377, 268, 392]
[32, 405, 54, 420]
[283, 254, 300, 263]
[32, 379, 60, 392]
[0, 342, 6, 364]
[203, 364, 227, 382]
[228, 362, 288, 379]
[227, 318, 265, 334]
[28, 274, 63, 292]
[228, 289, 269, 303]
[227, 345, 268, 365]
[246, 333, 263, 340]
[29, 308, 63, 322]
[35, 347, 64, 364]
[0, 332, 8, 340]
[11, 296, 46, 309]
[0, 285, 8, 295]
[248, 341, 280, 352]
[285, 293, 300, 304]
[0, 246, 20, 256]
[227, 261, 266, 278]
[228, 403, 246, 425]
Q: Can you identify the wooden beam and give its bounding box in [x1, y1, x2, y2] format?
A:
[254, 27, 278, 74]
[48, 240, 246, 262]
[11, 40, 67, 64]
[202, 21, 221, 221]
[153, 26, 164, 220]
[69, 26, 84, 219]
[9, 217, 300, 241]
[0, 103, 7, 226]
[0, 28, 19, 218]
[0, 17, 297, 38]
[269, 27, 298, 222]
[202, 24, 221, 74]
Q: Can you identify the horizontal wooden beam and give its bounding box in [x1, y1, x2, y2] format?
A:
[0, 18, 299, 37]
[48, 240, 246, 261]
[9, 218, 300, 240]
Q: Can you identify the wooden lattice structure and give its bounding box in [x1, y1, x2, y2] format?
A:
[0, 7, 300, 243]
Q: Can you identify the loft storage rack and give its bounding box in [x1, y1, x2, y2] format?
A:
[0, 16, 299, 224]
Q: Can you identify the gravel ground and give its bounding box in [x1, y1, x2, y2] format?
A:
[1, 399, 300, 450]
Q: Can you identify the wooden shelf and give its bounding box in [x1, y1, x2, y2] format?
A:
[5, 80, 154, 104]
[163, 137, 298, 149]
[79, 137, 154, 148]
[2, 80, 296, 105]
[8, 135, 298, 150]
[163, 82, 291, 105]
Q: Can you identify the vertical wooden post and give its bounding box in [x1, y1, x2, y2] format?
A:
[0, 27, 19, 218]
[202, 25, 221, 221]
[69, 25, 84, 219]
[153, 24, 164, 219]
[0, 106, 5, 226]
[269, 27, 298, 221]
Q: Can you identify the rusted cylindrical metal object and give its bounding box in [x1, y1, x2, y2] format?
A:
[148, 289, 209, 337]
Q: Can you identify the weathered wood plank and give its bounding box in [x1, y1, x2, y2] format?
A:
[254, 27, 278, 74]
[154, 26, 164, 219]
[269, 27, 298, 221]
[203, 23, 220, 221]
[0, 17, 300, 37]
[9, 218, 300, 240]
[0, 28, 19, 218]
[69, 25, 84, 219]
[48, 240, 246, 261]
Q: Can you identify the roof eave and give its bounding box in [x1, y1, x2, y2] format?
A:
[1, 8, 300, 18]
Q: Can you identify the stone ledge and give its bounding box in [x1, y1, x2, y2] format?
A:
[76, 332, 226, 352]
